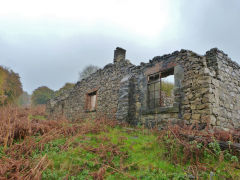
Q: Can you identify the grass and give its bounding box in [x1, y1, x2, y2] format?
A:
[33, 125, 240, 179]
[0, 106, 240, 179]
[38, 126, 186, 180]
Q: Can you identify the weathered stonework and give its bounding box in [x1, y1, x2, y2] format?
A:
[47, 48, 133, 121]
[46, 47, 240, 130]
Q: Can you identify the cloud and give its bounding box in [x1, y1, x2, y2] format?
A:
[0, 0, 175, 39]
[0, 0, 239, 93]
[176, 0, 240, 61]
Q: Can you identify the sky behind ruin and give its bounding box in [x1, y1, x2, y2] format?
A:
[0, 0, 239, 93]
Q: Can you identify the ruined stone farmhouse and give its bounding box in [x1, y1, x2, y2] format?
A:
[46, 47, 240, 130]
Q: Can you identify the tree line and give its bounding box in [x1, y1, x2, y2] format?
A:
[31, 65, 99, 105]
[31, 83, 75, 105]
[0, 66, 23, 105]
[0, 65, 99, 106]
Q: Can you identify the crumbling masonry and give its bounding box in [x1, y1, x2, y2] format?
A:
[46, 47, 240, 130]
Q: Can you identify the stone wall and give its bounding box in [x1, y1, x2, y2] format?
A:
[47, 57, 133, 121]
[117, 48, 240, 130]
[47, 47, 240, 130]
[179, 50, 215, 126]
[120, 50, 191, 128]
[206, 49, 240, 129]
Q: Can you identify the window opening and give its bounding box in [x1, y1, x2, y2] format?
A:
[87, 91, 97, 111]
[148, 68, 174, 109]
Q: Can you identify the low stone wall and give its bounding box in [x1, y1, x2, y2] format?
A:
[140, 112, 179, 129]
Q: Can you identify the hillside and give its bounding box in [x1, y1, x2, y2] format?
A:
[0, 106, 240, 179]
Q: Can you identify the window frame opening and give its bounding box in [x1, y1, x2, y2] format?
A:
[147, 68, 174, 109]
[86, 90, 97, 112]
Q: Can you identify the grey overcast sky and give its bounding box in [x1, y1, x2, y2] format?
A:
[0, 0, 239, 93]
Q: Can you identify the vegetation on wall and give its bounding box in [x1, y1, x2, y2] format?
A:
[31, 86, 54, 105]
[161, 81, 174, 97]
[0, 66, 23, 105]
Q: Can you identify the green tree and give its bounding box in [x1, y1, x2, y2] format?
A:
[31, 86, 54, 105]
[0, 66, 23, 105]
[0, 67, 7, 104]
[5, 70, 23, 103]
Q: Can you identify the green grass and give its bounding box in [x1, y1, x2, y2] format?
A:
[38, 125, 240, 179]
[36, 127, 187, 179]
[32, 125, 238, 180]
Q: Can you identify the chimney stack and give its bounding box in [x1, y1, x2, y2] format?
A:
[114, 47, 126, 63]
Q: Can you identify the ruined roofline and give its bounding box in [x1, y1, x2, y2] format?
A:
[137, 48, 239, 70]
[131, 49, 204, 71]
[75, 47, 134, 87]
[75, 59, 134, 85]
[76, 47, 239, 87]
[56, 47, 240, 99]
[206, 48, 240, 69]
[51, 47, 133, 100]
[138, 49, 203, 67]
[56, 59, 134, 103]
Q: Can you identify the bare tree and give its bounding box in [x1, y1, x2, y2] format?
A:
[79, 65, 99, 80]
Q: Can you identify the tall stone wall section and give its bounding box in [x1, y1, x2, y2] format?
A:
[205, 49, 240, 129]
[47, 60, 133, 121]
[179, 50, 216, 127]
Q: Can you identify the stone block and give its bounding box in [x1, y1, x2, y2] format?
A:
[192, 114, 201, 120]
[183, 113, 191, 120]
